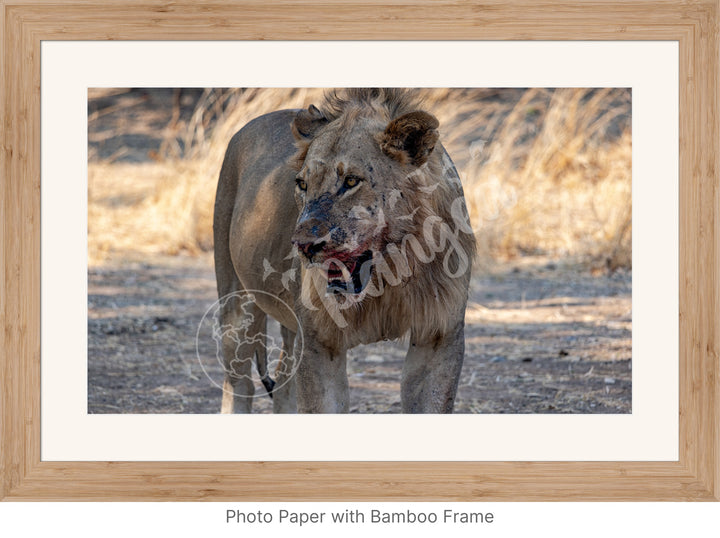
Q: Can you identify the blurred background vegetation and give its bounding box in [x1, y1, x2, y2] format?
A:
[88, 88, 631, 272]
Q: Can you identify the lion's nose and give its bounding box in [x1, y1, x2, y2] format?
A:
[293, 209, 331, 261]
[294, 239, 327, 261]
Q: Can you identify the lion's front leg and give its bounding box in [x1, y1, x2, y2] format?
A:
[294, 331, 349, 413]
[401, 321, 465, 413]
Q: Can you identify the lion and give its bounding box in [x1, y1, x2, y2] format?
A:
[213, 88, 476, 413]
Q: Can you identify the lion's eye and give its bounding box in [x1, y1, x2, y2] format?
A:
[343, 175, 362, 189]
[296, 178, 307, 191]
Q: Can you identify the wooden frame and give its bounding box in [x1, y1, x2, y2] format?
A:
[1, 0, 718, 501]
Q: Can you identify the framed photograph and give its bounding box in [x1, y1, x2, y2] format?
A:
[2, 1, 718, 501]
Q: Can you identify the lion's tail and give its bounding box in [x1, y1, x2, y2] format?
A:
[255, 329, 276, 398]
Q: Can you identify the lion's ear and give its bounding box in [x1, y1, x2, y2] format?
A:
[378, 111, 439, 166]
[292, 104, 328, 140]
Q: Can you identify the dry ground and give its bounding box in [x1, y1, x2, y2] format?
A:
[88, 253, 630, 414]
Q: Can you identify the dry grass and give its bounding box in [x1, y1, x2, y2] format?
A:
[459, 88, 632, 271]
[88, 88, 631, 270]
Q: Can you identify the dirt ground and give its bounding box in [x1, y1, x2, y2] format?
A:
[88, 253, 631, 414]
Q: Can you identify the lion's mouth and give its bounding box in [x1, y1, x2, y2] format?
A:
[323, 249, 374, 295]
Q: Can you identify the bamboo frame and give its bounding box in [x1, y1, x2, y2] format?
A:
[1, 0, 718, 501]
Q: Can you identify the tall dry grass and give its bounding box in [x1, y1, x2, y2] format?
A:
[459, 88, 631, 270]
[88, 88, 631, 271]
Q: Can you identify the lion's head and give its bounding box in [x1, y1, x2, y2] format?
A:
[290, 89, 451, 297]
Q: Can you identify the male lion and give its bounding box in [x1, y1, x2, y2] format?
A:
[213, 88, 476, 413]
